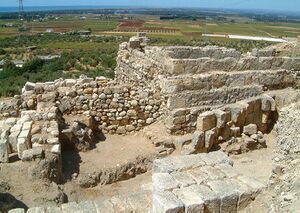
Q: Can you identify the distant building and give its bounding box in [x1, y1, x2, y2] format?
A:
[12, 60, 25, 68]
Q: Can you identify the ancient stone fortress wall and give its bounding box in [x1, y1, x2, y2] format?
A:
[115, 34, 300, 135]
[3, 34, 300, 212]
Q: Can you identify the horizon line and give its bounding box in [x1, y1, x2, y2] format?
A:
[0, 5, 299, 14]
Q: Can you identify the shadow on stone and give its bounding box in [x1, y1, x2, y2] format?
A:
[0, 193, 28, 213]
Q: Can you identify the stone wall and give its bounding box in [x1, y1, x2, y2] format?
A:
[21, 76, 165, 135]
[166, 94, 277, 155]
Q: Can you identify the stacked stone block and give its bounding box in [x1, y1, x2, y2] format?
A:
[152, 151, 265, 213]
[170, 94, 276, 154]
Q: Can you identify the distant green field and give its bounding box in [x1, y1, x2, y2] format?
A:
[0, 14, 299, 39]
[39, 41, 118, 50]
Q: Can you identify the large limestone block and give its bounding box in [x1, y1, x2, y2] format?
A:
[188, 167, 209, 184]
[205, 129, 217, 151]
[94, 199, 114, 213]
[153, 191, 184, 213]
[9, 131, 20, 152]
[215, 164, 239, 178]
[227, 179, 254, 210]
[173, 187, 205, 213]
[127, 191, 152, 212]
[214, 109, 231, 128]
[188, 185, 221, 213]
[17, 138, 28, 159]
[191, 131, 205, 151]
[171, 172, 197, 188]
[197, 111, 216, 131]
[207, 180, 239, 212]
[237, 176, 266, 195]
[153, 173, 179, 192]
[199, 166, 226, 180]
[153, 155, 206, 174]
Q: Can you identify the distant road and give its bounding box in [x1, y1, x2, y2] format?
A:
[202, 34, 289, 43]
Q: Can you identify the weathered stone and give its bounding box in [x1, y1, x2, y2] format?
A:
[191, 131, 205, 150]
[188, 184, 221, 213]
[243, 124, 257, 136]
[0, 141, 9, 163]
[153, 191, 184, 213]
[173, 187, 205, 212]
[51, 144, 61, 155]
[152, 173, 179, 192]
[78, 200, 97, 213]
[205, 129, 216, 151]
[61, 202, 82, 213]
[207, 180, 239, 212]
[17, 138, 27, 159]
[94, 199, 114, 213]
[197, 111, 216, 131]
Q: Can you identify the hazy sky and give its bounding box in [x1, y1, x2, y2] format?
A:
[1, 0, 299, 12]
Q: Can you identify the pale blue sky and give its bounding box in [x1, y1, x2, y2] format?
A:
[0, 0, 299, 12]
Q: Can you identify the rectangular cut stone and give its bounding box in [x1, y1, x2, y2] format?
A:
[153, 191, 184, 213]
[188, 168, 209, 184]
[226, 179, 254, 210]
[153, 155, 205, 174]
[199, 166, 226, 180]
[46, 207, 62, 213]
[215, 164, 239, 178]
[61, 202, 82, 213]
[197, 111, 216, 131]
[207, 180, 239, 212]
[153, 173, 179, 192]
[214, 109, 231, 128]
[78, 200, 97, 213]
[188, 185, 220, 213]
[203, 151, 233, 166]
[27, 207, 45, 213]
[127, 191, 152, 211]
[171, 172, 197, 188]
[94, 199, 114, 213]
[173, 187, 205, 213]
[17, 138, 28, 159]
[205, 129, 216, 151]
[9, 131, 20, 152]
[237, 176, 266, 195]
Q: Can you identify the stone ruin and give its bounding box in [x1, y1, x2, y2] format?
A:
[1, 33, 300, 212]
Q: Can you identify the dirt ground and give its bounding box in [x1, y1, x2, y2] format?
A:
[1, 129, 277, 210]
[0, 132, 155, 209]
